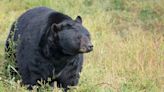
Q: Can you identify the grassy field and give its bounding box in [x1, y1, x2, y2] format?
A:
[0, 0, 164, 92]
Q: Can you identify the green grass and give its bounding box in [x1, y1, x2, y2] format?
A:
[0, 0, 164, 92]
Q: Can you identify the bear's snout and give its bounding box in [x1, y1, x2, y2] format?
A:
[86, 42, 93, 52]
[79, 36, 93, 53]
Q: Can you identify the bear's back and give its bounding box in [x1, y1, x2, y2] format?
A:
[14, 7, 71, 43]
[14, 7, 54, 42]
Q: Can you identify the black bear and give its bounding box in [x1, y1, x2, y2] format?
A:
[5, 7, 93, 91]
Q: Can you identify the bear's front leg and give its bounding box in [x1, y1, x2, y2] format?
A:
[56, 74, 80, 92]
[55, 64, 81, 92]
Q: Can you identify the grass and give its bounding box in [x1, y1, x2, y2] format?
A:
[0, 0, 164, 92]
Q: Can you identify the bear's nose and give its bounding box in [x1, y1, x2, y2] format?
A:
[87, 43, 93, 52]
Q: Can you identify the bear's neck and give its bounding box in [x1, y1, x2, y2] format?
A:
[47, 45, 80, 74]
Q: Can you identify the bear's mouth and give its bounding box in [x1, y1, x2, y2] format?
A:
[62, 47, 93, 55]
[79, 46, 93, 53]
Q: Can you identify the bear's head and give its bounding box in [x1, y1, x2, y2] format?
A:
[49, 16, 93, 55]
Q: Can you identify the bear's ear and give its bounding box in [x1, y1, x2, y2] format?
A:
[51, 23, 60, 32]
[75, 16, 82, 24]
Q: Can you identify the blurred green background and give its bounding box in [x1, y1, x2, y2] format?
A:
[0, 0, 164, 92]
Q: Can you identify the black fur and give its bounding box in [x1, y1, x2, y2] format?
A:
[5, 7, 93, 91]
